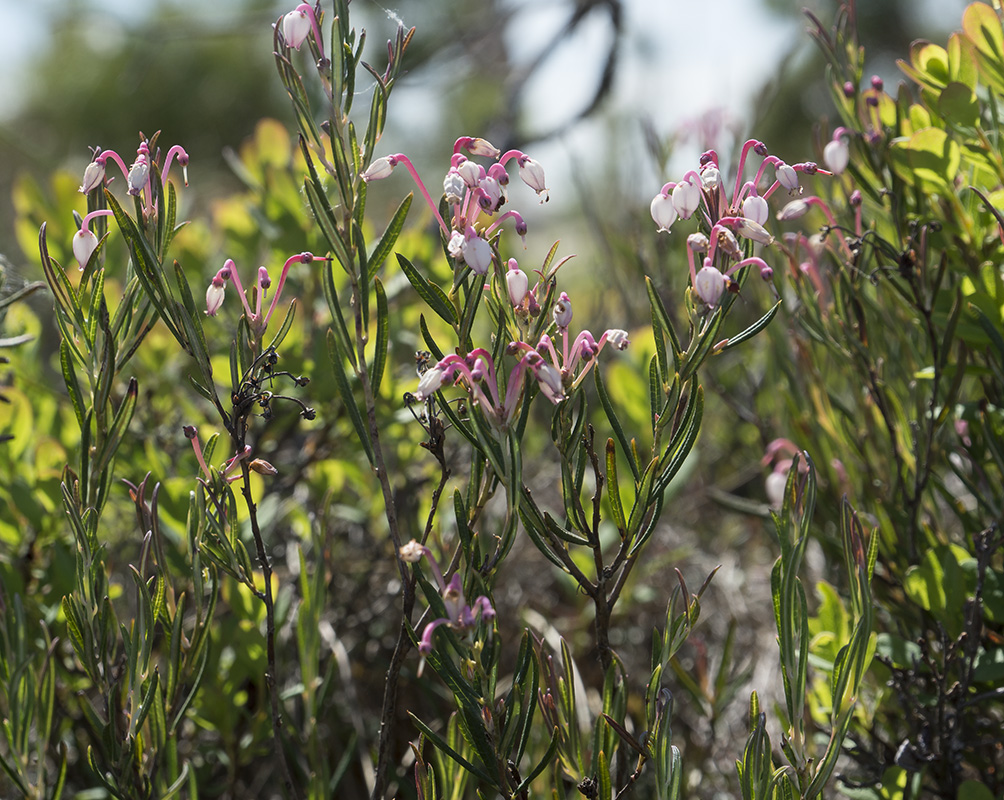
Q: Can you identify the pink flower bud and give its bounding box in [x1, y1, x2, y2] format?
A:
[127, 159, 149, 196]
[257, 266, 271, 290]
[776, 163, 799, 192]
[737, 218, 774, 246]
[506, 262, 529, 306]
[553, 292, 572, 328]
[461, 232, 492, 274]
[694, 264, 726, 307]
[742, 195, 769, 226]
[650, 193, 678, 232]
[72, 230, 99, 270]
[687, 232, 710, 253]
[533, 362, 564, 403]
[466, 137, 500, 159]
[282, 7, 312, 49]
[361, 156, 396, 182]
[672, 179, 701, 219]
[79, 158, 105, 194]
[205, 276, 226, 316]
[776, 199, 809, 220]
[517, 156, 548, 201]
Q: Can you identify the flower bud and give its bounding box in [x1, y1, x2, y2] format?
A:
[506, 262, 529, 306]
[552, 292, 572, 328]
[282, 7, 312, 50]
[672, 179, 701, 219]
[127, 159, 149, 196]
[533, 362, 564, 403]
[694, 263, 726, 307]
[79, 158, 105, 194]
[517, 156, 548, 201]
[461, 233, 492, 274]
[466, 138, 500, 159]
[72, 229, 99, 270]
[361, 155, 396, 182]
[457, 159, 481, 187]
[205, 277, 226, 316]
[250, 458, 278, 476]
[257, 266, 271, 290]
[687, 232, 710, 253]
[776, 163, 799, 192]
[737, 218, 774, 246]
[777, 199, 809, 221]
[742, 194, 769, 226]
[716, 227, 742, 259]
[700, 166, 721, 191]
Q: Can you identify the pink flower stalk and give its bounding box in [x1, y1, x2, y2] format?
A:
[280, 3, 323, 51]
[72, 209, 114, 270]
[79, 148, 131, 194]
[361, 153, 451, 234]
[205, 252, 330, 334]
[397, 540, 495, 656]
[775, 196, 853, 261]
[182, 425, 251, 484]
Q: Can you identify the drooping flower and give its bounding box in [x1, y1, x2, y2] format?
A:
[651, 192, 678, 232]
[823, 128, 850, 175]
[72, 209, 114, 270]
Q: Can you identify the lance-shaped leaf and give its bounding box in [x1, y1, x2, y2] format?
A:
[326, 329, 375, 464]
[368, 193, 413, 279]
[398, 254, 457, 325]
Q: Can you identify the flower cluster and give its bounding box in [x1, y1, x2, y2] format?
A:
[73, 134, 190, 268]
[399, 540, 495, 656]
[650, 140, 826, 307]
[362, 136, 548, 275]
[204, 251, 329, 335]
[414, 288, 628, 424]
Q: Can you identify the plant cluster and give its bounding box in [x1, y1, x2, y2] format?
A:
[0, 2, 1000, 800]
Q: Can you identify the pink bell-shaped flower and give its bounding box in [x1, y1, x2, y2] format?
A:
[461, 229, 492, 274]
[651, 193, 678, 232]
[742, 194, 769, 226]
[72, 230, 99, 270]
[672, 179, 701, 219]
[282, 6, 312, 49]
[694, 263, 727, 307]
[823, 136, 849, 175]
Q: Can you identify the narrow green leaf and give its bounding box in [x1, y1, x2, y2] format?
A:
[368, 193, 413, 279]
[594, 365, 640, 482]
[326, 329, 375, 464]
[397, 254, 457, 325]
[370, 277, 389, 395]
